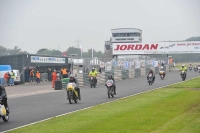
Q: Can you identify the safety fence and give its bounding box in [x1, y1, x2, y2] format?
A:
[76, 65, 170, 87]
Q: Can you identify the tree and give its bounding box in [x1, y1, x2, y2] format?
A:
[66, 47, 81, 57]
[36, 48, 62, 56]
[9, 46, 22, 55]
[0, 46, 9, 56]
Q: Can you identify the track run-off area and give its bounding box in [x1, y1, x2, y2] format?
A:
[0, 70, 199, 132]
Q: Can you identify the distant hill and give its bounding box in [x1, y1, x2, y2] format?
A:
[185, 36, 200, 41]
[163, 36, 200, 42]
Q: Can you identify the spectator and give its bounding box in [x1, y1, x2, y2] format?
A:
[4, 72, 8, 86]
[10, 70, 15, 86]
[52, 70, 57, 88]
[83, 66, 85, 73]
[28, 68, 31, 82]
[33, 68, 36, 82]
[30, 69, 34, 83]
[36, 71, 40, 84]
[161, 62, 164, 66]
[25, 67, 29, 82]
[47, 68, 52, 81]
[61, 67, 68, 78]
[99, 67, 102, 73]
[7, 72, 11, 86]
[86, 67, 89, 74]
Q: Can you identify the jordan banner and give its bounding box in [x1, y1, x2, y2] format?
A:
[113, 41, 200, 55]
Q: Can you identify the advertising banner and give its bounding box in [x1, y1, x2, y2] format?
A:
[113, 41, 200, 55]
[100, 61, 105, 68]
[31, 56, 65, 63]
[135, 61, 141, 69]
[154, 61, 158, 67]
[105, 61, 112, 71]
[124, 61, 129, 69]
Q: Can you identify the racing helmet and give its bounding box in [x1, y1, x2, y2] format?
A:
[69, 74, 74, 80]
[108, 75, 112, 79]
[92, 68, 95, 71]
[108, 74, 113, 79]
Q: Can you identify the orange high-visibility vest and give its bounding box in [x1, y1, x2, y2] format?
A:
[61, 68, 67, 74]
[36, 72, 40, 78]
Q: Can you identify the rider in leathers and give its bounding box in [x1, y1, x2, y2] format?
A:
[105, 75, 117, 95]
[147, 69, 155, 82]
[68, 74, 81, 100]
[88, 68, 98, 84]
[0, 85, 9, 114]
[180, 65, 187, 78]
[159, 67, 166, 77]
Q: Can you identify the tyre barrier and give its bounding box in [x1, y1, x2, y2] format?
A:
[54, 80, 62, 90]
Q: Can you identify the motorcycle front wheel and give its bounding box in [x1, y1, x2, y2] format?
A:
[107, 88, 111, 98]
[2, 114, 9, 122]
[68, 91, 73, 104]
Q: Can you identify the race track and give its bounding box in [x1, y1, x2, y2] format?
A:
[0, 70, 199, 132]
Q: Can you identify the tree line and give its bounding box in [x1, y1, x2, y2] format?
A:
[0, 45, 104, 58]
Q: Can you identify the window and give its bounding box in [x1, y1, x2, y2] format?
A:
[112, 33, 117, 37]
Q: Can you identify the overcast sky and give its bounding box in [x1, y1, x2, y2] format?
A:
[0, 0, 200, 54]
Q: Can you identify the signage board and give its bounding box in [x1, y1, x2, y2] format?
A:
[31, 56, 65, 64]
[113, 41, 200, 55]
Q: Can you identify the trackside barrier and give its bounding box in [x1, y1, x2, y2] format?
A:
[76, 74, 84, 87]
[135, 69, 141, 78]
[145, 68, 150, 76]
[141, 68, 146, 77]
[40, 73, 48, 82]
[83, 73, 90, 86]
[75, 65, 170, 87]
[129, 70, 134, 79]
[114, 70, 122, 81]
[121, 70, 129, 79]
[97, 72, 105, 85]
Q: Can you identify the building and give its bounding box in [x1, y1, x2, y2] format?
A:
[104, 28, 142, 51]
[0, 54, 69, 83]
[111, 28, 142, 43]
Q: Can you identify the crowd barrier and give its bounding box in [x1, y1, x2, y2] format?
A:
[76, 65, 170, 87]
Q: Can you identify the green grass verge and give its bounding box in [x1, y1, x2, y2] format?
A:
[9, 77, 200, 133]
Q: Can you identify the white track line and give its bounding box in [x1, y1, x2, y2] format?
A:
[2, 76, 199, 133]
[8, 90, 62, 99]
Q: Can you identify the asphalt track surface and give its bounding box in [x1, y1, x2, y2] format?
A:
[0, 70, 199, 132]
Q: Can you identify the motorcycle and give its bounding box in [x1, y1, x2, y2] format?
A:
[159, 71, 165, 80]
[66, 83, 79, 104]
[194, 66, 197, 72]
[147, 73, 153, 85]
[90, 76, 96, 88]
[198, 65, 200, 73]
[180, 71, 186, 81]
[0, 99, 9, 122]
[106, 79, 115, 98]
[189, 66, 192, 71]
